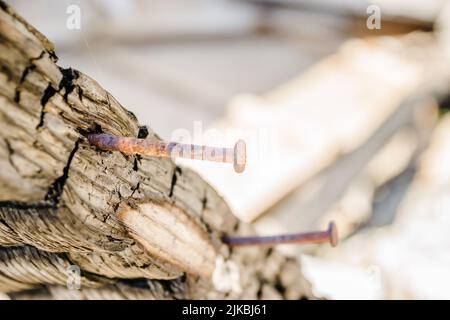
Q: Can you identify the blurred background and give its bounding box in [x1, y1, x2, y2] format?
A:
[8, 0, 450, 299]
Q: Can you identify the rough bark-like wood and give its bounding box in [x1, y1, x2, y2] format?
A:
[0, 1, 310, 299]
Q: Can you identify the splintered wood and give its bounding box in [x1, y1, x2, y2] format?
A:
[179, 35, 437, 223]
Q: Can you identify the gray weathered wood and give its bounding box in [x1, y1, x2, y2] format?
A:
[0, 1, 309, 299]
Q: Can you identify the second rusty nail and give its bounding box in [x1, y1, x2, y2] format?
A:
[223, 221, 339, 247]
[87, 133, 247, 173]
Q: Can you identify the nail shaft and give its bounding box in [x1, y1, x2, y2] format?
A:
[87, 133, 246, 173]
[224, 221, 338, 247]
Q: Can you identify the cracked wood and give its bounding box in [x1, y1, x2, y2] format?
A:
[0, 1, 309, 299]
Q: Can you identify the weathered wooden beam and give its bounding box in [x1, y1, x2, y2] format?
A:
[0, 1, 309, 299]
[181, 32, 444, 226]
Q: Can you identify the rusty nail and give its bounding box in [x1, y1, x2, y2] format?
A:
[223, 221, 338, 247]
[87, 133, 246, 173]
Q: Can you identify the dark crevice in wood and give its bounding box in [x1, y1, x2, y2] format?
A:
[256, 280, 266, 299]
[0, 138, 80, 211]
[137, 126, 149, 139]
[78, 123, 103, 137]
[201, 196, 207, 212]
[273, 275, 286, 298]
[0, 200, 50, 210]
[37, 67, 80, 130]
[129, 182, 140, 199]
[120, 278, 150, 289]
[7, 286, 50, 300]
[157, 275, 187, 299]
[0, 64, 13, 81]
[4, 138, 18, 173]
[44, 139, 80, 206]
[168, 274, 187, 299]
[168, 167, 182, 198]
[105, 234, 124, 243]
[14, 51, 44, 103]
[132, 126, 149, 171]
[133, 157, 140, 171]
[0, 1, 7, 11]
[58, 67, 79, 103]
[0, 216, 16, 235]
[439, 93, 450, 113]
[14, 65, 34, 103]
[77, 85, 83, 102]
[13, 86, 21, 103]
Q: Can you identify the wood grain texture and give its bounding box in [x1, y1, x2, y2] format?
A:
[181, 32, 444, 224]
[0, 1, 309, 299]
